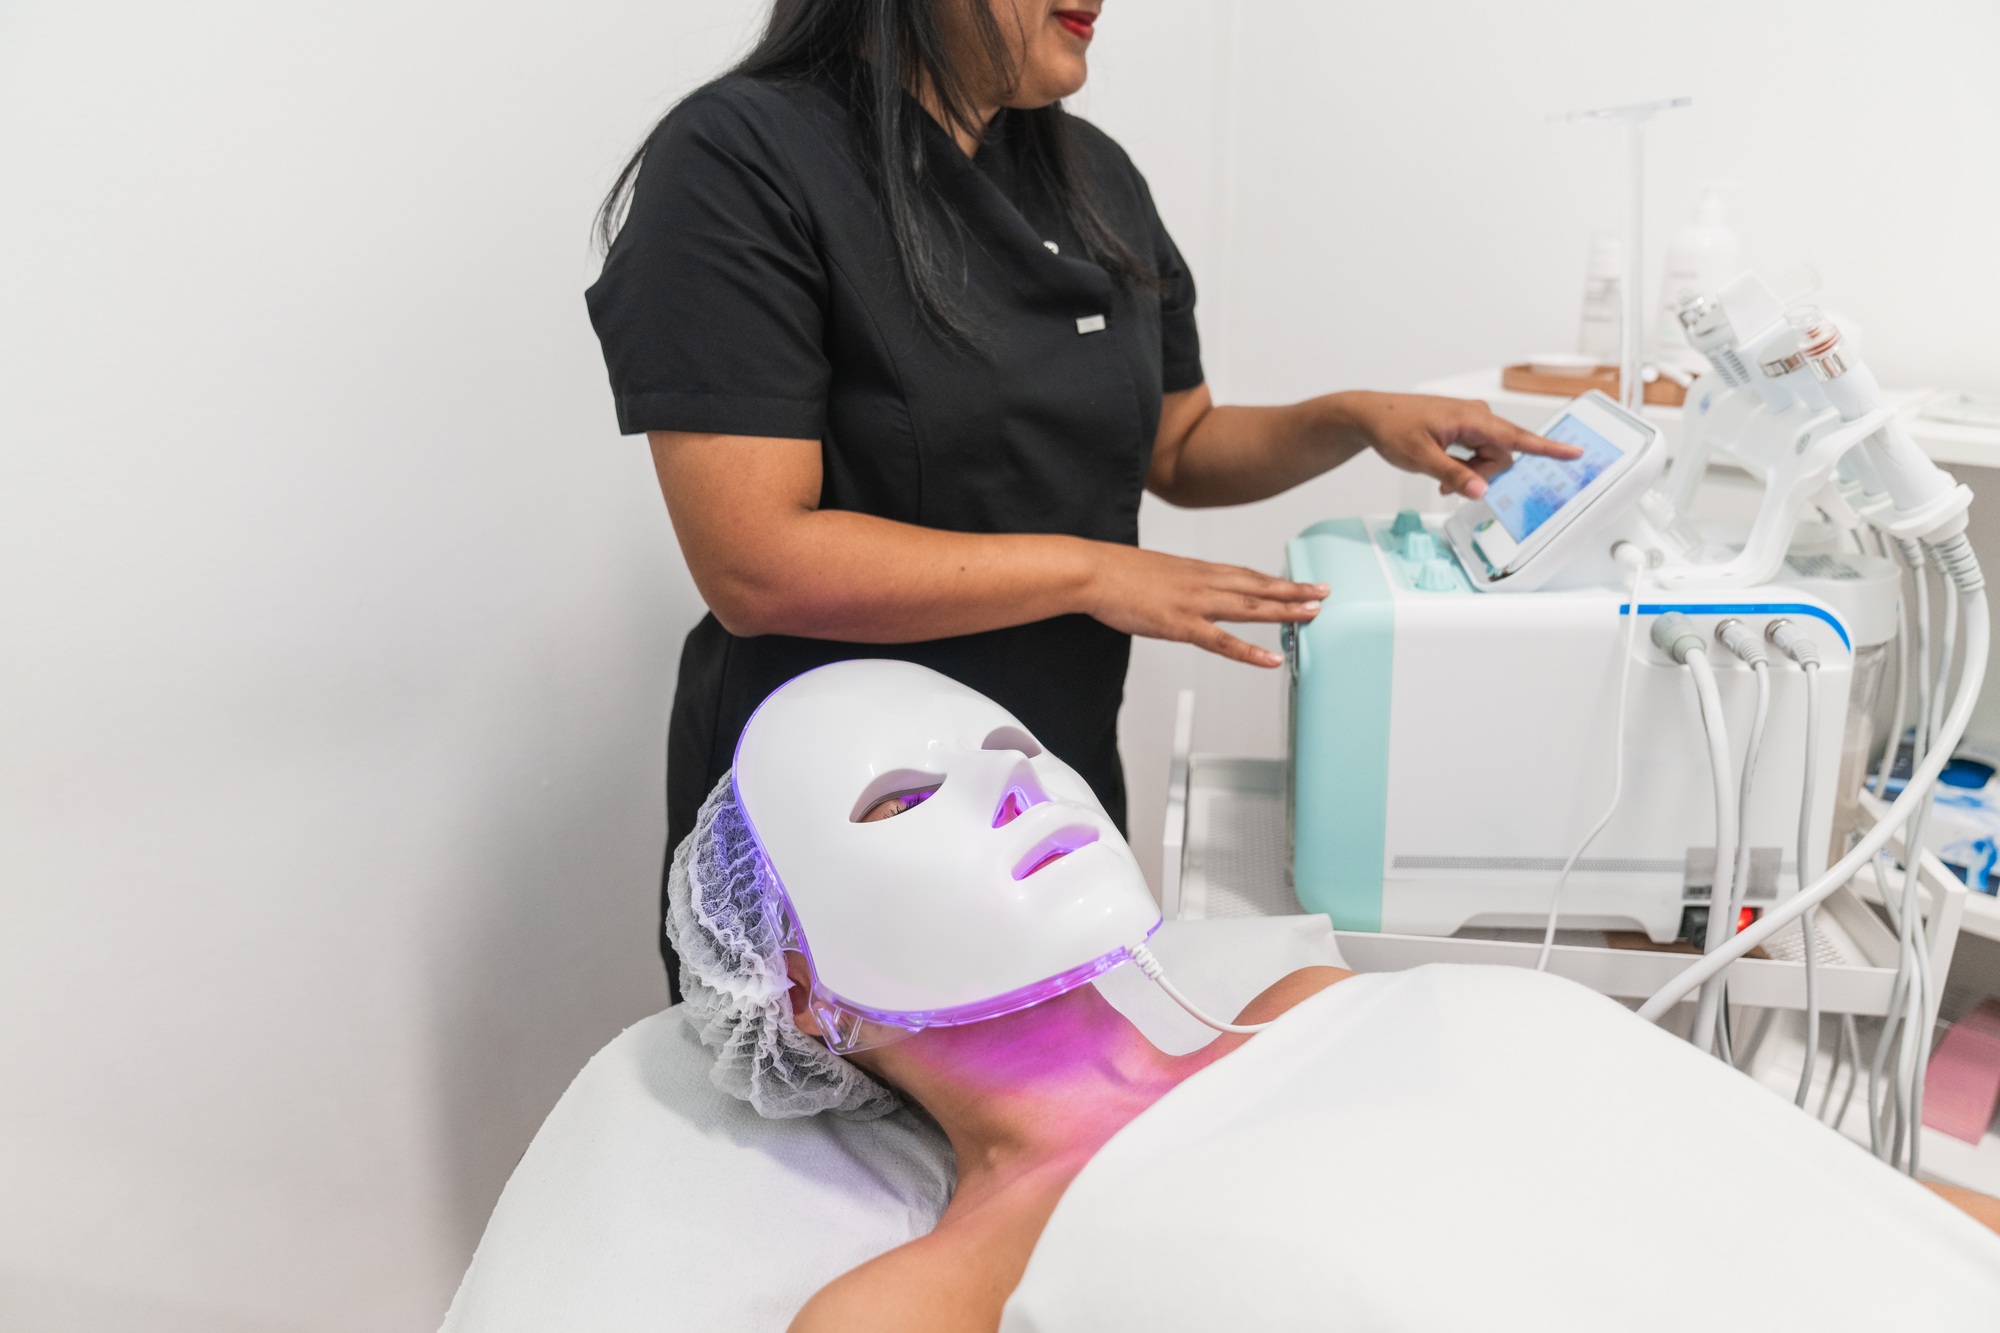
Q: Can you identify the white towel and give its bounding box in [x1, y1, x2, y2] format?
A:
[1003, 965, 2000, 1332]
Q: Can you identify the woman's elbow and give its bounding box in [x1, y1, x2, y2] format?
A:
[704, 581, 788, 638]
[699, 569, 830, 639]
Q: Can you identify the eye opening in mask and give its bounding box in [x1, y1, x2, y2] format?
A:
[980, 725, 1043, 757]
[850, 767, 946, 823]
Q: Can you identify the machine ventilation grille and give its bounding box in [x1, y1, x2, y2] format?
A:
[1391, 855, 1682, 873]
[1785, 553, 1863, 581]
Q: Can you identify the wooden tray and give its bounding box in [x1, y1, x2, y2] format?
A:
[1501, 362, 1687, 407]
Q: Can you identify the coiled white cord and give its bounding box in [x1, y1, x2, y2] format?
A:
[1126, 942, 1274, 1036]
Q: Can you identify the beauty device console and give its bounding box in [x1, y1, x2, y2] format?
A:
[1286, 267, 1982, 955]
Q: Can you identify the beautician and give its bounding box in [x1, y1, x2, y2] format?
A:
[586, 0, 1576, 994]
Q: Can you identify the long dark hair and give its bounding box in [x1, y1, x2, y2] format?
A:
[595, 0, 1154, 344]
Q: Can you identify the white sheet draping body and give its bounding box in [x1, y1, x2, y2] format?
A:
[1002, 965, 2000, 1332]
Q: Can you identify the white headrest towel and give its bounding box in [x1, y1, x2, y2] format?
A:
[439, 916, 1350, 1332]
[1001, 965, 2000, 1332]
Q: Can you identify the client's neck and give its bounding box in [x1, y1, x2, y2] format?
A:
[863, 985, 1204, 1210]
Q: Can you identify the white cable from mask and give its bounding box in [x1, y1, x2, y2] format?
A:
[1536, 547, 1650, 973]
[1638, 540, 1987, 1026]
[1126, 943, 1274, 1036]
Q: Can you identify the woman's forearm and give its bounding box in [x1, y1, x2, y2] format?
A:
[649, 429, 1323, 662]
[1147, 389, 1376, 508]
[652, 431, 1098, 639]
[1148, 387, 1579, 508]
[708, 509, 1102, 641]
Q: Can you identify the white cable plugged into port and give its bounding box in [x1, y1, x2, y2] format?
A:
[1655, 611, 1740, 1056]
[1126, 942, 1274, 1036]
[1766, 618, 1823, 1106]
[1639, 536, 1988, 1041]
[1536, 543, 1652, 973]
[1713, 618, 1772, 1064]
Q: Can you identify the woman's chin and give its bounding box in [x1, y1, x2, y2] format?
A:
[1011, 59, 1089, 109]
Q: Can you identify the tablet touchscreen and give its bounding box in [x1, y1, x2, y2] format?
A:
[1484, 413, 1629, 543]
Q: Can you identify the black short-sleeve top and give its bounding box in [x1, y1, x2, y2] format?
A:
[586, 74, 1201, 843]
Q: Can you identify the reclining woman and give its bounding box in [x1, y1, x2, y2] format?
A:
[674, 659, 2000, 1333]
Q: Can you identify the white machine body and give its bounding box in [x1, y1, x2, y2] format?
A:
[1284, 265, 1984, 944]
[1286, 518, 1897, 941]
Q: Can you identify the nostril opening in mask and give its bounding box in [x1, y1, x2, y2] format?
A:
[981, 725, 1043, 757]
[1013, 828, 1100, 879]
[992, 786, 1036, 828]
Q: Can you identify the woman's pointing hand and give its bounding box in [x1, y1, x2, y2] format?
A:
[1345, 392, 1583, 500]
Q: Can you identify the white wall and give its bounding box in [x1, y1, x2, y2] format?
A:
[3, 2, 1995, 1329]
[0, 2, 763, 1328]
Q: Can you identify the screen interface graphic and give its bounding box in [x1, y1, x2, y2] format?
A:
[1483, 414, 1625, 542]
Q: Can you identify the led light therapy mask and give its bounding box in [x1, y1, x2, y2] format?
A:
[732, 660, 1163, 1052]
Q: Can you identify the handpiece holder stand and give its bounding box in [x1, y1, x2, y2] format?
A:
[1646, 379, 1899, 590]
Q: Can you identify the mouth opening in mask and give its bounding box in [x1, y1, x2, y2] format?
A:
[1013, 828, 1101, 879]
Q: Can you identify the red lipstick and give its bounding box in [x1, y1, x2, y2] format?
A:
[1054, 10, 1096, 40]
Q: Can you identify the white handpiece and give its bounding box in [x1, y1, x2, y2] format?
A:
[1790, 307, 1970, 541]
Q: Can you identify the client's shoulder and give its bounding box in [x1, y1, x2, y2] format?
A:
[788, 1217, 1028, 1333]
[788, 1241, 943, 1333]
[1234, 965, 1355, 1026]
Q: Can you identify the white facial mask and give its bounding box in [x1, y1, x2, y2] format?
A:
[733, 659, 1161, 1051]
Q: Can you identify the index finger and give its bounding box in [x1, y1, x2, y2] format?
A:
[1216, 567, 1328, 602]
[1452, 413, 1583, 461]
[1494, 419, 1582, 460]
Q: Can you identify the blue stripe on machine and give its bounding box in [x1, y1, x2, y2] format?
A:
[1617, 602, 1850, 651]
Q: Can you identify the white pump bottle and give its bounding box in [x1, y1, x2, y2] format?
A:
[1656, 184, 1740, 365]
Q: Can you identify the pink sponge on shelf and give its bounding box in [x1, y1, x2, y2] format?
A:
[1924, 998, 2000, 1145]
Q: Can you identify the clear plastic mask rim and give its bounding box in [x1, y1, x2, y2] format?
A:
[788, 904, 1152, 1048]
[727, 752, 1157, 1056]
[788, 898, 1149, 1054]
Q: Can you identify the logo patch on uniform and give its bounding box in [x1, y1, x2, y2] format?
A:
[1075, 314, 1107, 334]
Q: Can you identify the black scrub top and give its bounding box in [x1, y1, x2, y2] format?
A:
[586, 74, 1202, 986]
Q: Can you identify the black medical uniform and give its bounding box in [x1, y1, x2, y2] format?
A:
[586, 74, 1202, 990]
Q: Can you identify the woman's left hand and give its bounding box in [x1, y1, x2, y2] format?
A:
[1341, 392, 1582, 500]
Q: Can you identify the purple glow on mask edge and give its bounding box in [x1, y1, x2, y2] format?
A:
[729, 664, 1159, 1037]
